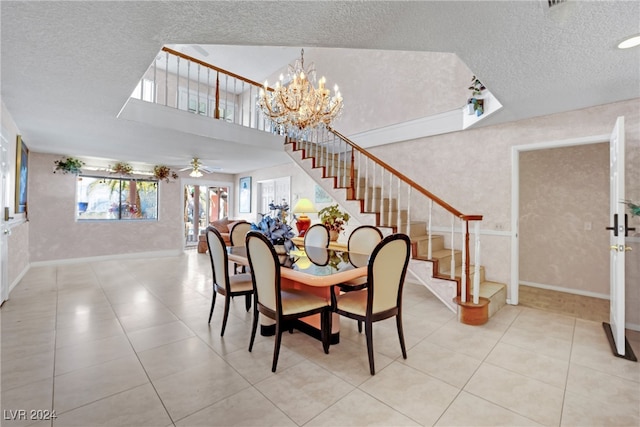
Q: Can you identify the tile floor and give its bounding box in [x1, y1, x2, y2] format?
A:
[1, 250, 639, 427]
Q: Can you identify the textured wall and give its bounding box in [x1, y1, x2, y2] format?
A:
[520, 143, 609, 295]
[367, 99, 639, 322]
[28, 152, 185, 262]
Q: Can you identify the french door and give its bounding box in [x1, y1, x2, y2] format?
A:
[184, 184, 229, 245]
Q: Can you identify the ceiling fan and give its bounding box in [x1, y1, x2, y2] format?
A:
[179, 157, 218, 177]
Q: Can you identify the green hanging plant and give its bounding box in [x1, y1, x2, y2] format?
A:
[54, 156, 85, 174]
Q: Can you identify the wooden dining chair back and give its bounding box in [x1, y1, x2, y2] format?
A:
[230, 221, 252, 273]
[205, 226, 253, 336]
[339, 225, 384, 332]
[246, 231, 332, 372]
[347, 225, 383, 258]
[332, 233, 411, 375]
[303, 223, 330, 249]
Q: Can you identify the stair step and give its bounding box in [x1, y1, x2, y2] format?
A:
[415, 234, 446, 254]
[453, 264, 486, 284]
[478, 281, 507, 317]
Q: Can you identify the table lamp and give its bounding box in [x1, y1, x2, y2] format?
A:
[292, 198, 316, 237]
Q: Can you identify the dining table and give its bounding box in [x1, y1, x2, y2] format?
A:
[227, 245, 370, 344]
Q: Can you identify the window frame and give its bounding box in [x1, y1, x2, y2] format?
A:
[76, 174, 159, 222]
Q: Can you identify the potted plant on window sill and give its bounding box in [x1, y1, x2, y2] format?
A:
[467, 75, 486, 116]
[318, 204, 350, 241]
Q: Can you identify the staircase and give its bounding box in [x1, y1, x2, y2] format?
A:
[130, 47, 507, 322]
[285, 129, 507, 322]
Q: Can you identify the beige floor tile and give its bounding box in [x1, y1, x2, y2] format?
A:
[117, 305, 179, 333]
[295, 332, 394, 386]
[561, 389, 640, 427]
[1, 330, 55, 362]
[55, 316, 125, 349]
[402, 339, 482, 388]
[223, 338, 307, 384]
[3, 251, 640, 427]
[485, 342, 570, 389]
[0, 378, 54, 427]
[126, 320, 194, 352]
[137, 336, 223, 380]
[175, 387, 296, 426]
[570, 331, 640, 382]
[464, 363, 564, 426]
[151, 358, 250, 421]
[566, 363, 640, 411]
[501, 324, 573, 361]
[425, 321, 502, 360]
[435, 391, 543, 426]
[359, 362, 459, 426]
[53, 354, 149, 413]
[52, 383, 172, 426]
[306, 388, 420, 426]
[254, 360, 354, 425]
[1, 349, 54, 391]
[54, 334, 135, 375]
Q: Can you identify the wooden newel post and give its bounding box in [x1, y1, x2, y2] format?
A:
[215, 71, 220, 119]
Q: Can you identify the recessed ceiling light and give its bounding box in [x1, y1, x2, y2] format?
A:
[618, 34, 640, 49]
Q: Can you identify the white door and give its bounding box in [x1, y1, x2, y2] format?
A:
[606, 116, 630, 357]
[0, 134, 10, 304]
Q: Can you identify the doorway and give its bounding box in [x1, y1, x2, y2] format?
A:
[184, 183, 230, 247]
[511, 133, 611, 305]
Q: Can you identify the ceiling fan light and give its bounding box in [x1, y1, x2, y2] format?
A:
[190, 169, 203, 178]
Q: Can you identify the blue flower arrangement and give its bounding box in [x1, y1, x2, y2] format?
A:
[251, 214, 295, 252]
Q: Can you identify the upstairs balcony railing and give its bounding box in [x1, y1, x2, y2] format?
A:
[288, 126, 484, 306]
[132, 47, 276, 133]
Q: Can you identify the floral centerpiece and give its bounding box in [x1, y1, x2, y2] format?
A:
[251, 214, 295, 253]
[269, 199, 290, 224]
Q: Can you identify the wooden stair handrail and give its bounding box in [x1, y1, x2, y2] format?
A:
[327, 126, 482, 222]
[161, 47, 273, 92]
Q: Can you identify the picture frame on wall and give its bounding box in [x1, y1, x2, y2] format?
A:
[314, 184, 332, 203]
[15, 135, 29, 214]
[239, 176, 251, 213]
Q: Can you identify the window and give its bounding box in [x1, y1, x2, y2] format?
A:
[131, 79, 155, 102]
[76, 176, 158, 221]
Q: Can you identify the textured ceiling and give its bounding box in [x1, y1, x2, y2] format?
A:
[1, 1, 639, 173]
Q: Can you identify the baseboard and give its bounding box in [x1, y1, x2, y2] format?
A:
[519, 280, 609, 300]
[29, 249, 184, 267]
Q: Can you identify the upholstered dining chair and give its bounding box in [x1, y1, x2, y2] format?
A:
[303, 223, 330, 249]
[246, 231, 331, 372]
[331, 233, 411, 375]
[230, 221, 252, 274]
[205, 226, 253, 336]
[339, 225, 383, 332]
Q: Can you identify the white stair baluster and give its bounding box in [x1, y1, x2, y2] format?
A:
[450, 215, 455, 280]
[388, 170, 393, 229]
[396, 176, 401, 232]
[461, 219, 466, 303]
[406, 186, 411, 238]
[428, 199, 433, 260]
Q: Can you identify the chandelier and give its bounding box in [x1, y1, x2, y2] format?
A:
[258, 49, 343, 133]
